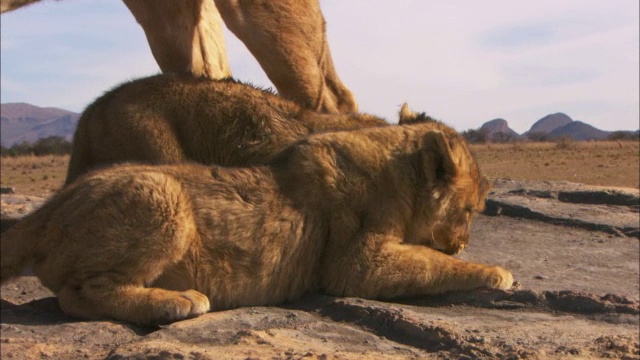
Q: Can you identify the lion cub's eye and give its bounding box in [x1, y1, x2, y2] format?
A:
[465, 205, 474, 214]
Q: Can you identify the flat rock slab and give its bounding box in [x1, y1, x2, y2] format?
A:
[485, 179, 640, 237]
[464, 216, 639, 298]
[1, 194, 45, 217]
[1, 180, 639, 359]
[1, 286, 638, 359]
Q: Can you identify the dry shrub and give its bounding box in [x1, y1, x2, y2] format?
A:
[555, 137, 574, 150]
[511, 143, 523, 152]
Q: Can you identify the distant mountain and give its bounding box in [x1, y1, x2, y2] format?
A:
[1, 103, 80, 146]
[469, 112, 622, 142]
[523, 113, 613, 141]
[479, 118, 520, 141]
[547, 121, 610, 141]
[527, 113, 573, 134]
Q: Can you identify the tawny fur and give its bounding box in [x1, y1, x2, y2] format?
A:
[212, 0, 358, 113]
[65, 74, 387, 185]
[123, 0, 357, 113]
[123, 0, 231, 79]
[2, 122, 512, 326]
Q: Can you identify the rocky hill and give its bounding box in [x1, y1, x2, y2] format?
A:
[474, 113, 620, 142]
[523, 113, 611, 141]
[547, 120, 610, 140]
[527, 112, 573, 134]
[479, 118, 520, 141]
[0, 103, 80, 146]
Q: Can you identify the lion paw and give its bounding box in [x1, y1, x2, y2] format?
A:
[179, 289, 211, 316]
[154, 289, 210, 324]
[485, 266, 514, 290]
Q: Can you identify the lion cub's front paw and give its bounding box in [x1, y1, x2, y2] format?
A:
[179, 289, 211, 316]
[153, 289, 210, 324]
[484, 266, 514, 290]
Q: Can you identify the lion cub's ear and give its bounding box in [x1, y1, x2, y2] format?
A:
[421, 131, 458, 182]
[399, 103, 419, 125]
[399, 103, 438, 125]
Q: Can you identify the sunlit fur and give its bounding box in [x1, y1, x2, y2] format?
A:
[65, 74, 386, 186]
[1, 121, 512, 326]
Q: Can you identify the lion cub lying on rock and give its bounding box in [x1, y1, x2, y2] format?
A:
[1, 121, 513, 326]
[65, 74, 387, 185]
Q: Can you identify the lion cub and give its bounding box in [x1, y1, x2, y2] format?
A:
[65, 74, 387, 185]
[1, 121, 513, 325]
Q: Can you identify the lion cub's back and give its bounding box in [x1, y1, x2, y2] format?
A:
[65, 75, 306, 185]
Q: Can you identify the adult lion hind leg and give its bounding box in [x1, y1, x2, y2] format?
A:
[57, 280, 210, 326]
[215, 0, 358, 113]
[123, 0, 231, 79]
[324, 235, 513, 299]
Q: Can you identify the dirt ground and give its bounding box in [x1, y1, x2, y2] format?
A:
[0, 155, 68, 196]
[470, 140, 640, 189]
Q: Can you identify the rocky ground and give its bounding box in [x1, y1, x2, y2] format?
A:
[1, 179, 638, 359]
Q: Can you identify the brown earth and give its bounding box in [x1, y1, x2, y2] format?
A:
[470, 140, 640, 189]
[0, 155, 68, 196]
[1, 178, 638, 359]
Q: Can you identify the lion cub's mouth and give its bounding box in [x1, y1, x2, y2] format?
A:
[450, 243, 467, 255]
[433, 241, 467, 256]
[402, 234, 465, 255]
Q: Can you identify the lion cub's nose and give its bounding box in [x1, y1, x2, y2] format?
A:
[453, 243, 467, 255]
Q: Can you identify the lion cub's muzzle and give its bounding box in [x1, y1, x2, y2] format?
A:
[431, 227, 469, 255]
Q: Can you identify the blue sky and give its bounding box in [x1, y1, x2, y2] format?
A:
[1, 0, 638, 133]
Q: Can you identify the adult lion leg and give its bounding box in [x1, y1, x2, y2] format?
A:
[324, 235, 513, 299]
[123, 0, 231, 79]
[1, 0, 41, 13]
[215, 0, 358, 113]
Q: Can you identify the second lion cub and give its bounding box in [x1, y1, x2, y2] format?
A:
[2, 122, 513, 326]
[65, 74, 387, 185]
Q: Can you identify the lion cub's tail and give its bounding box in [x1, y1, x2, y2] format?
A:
[1, 220, 39, 284]
[0, 191, 68, 284]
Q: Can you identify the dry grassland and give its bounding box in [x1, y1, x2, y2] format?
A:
[1, 140, 638, 196]
[1, 155, 69, 196]
[471, 140, 639, 189]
